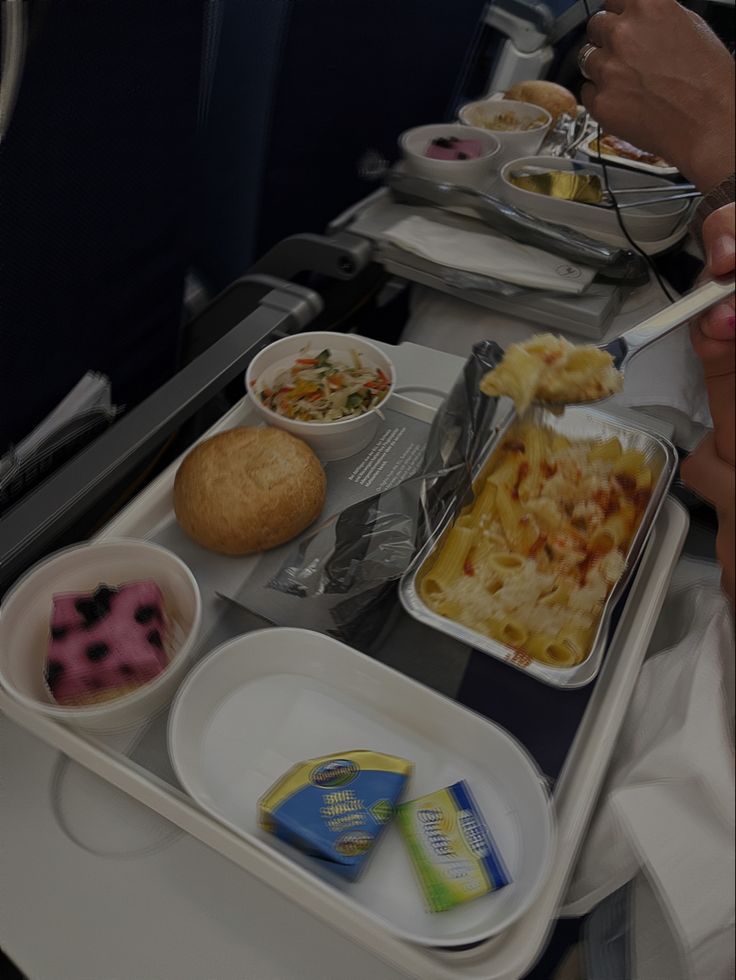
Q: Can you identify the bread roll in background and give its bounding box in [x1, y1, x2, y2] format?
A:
[504, 80, 577, 124]
[174, 427, 326, 555]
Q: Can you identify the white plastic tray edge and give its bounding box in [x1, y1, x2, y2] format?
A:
[0, 382, 689, 980]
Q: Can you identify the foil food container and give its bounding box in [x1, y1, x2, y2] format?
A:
[399, 407, 678, 689]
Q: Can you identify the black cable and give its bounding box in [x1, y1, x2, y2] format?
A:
[593, 125, 677, 302]
[580, 0, 676, 303]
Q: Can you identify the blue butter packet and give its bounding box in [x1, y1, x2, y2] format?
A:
[259, 750, 413, 881]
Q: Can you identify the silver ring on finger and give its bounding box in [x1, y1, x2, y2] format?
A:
[578, 42, 599, 81]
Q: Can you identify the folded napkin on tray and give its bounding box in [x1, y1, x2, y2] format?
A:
[382, 215, 597, 295]
[565, 576, 735, 980]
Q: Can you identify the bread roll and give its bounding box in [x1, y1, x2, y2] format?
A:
[504, 81, 577, 124]
[174, 427, 326, 555]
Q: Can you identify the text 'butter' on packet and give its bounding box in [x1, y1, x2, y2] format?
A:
[258, 750, 412, 881]
[396, 780, 511, 912]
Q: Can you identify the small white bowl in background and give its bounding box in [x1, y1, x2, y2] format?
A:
[0, 540, 202, 733]
[458, 98, 552, 168]
[398, 123, 500, 186]
[246, 331, 395, 462]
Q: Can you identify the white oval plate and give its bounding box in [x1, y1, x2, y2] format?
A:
[168, 628, 555, 948]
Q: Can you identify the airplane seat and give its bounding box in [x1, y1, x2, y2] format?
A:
[462, 0, 601, 99]
[194, 0, 489, 295]
[0, 0, 205, 451]
[0, 0, 489, 453]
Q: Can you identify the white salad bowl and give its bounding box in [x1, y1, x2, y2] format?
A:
[245, 331, 396, 462]
[458, 98, 552, 168]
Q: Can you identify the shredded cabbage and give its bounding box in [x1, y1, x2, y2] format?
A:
[259, 348, 391, 422]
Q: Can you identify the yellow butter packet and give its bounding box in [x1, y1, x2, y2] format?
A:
[396, 781, 511, 912]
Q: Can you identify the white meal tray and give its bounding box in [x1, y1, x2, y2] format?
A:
[0, 391, 689, 980]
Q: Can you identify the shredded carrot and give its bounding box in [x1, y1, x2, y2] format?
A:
[261, 349, 389, 420]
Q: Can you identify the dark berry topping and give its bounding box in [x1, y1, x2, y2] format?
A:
[134, 604, 159, 624]
[146, 629, 163, 649]
[75, 584, 117, 627]
[45, 661, 64, 686]
[86, 642, 110, 662]
[432, 136, 459, 149]
[51, 626, 68, 641]
[94, 585, 118, 605]
[458, 152, 469, 160]
[75, 598, 97, 623]
[87, 678, 104, 690]
[119, 663, 134, 677]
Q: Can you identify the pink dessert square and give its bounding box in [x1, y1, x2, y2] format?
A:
[425, 142, 460, 161]
[424, 137, 484, 161]
[45, 580, 168, 706]
[452, 138, 484, 159]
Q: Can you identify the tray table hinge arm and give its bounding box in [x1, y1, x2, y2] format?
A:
[0, 282, 323, 595]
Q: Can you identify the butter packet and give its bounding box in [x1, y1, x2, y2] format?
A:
[396, 780, 511, 912]
[259, 750, 412, 881]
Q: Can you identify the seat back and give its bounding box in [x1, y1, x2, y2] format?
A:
[196, 0, 488, 292]
[0, 0, 204, 449]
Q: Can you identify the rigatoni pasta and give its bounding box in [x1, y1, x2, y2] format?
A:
[479, 334, 623, 413]
[418, 418, 653, 668]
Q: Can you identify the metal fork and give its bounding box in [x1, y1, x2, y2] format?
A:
[534, 277, 735, 408]
[540, 108, 591, 158]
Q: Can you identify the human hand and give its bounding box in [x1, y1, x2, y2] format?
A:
[580, 0, 735, 193]
[690, 204, 735, 467]
[682, 435, 735, 605]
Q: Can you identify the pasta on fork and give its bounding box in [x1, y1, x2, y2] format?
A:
[420, 419, 652, 668]
[480, 334, 623, 414]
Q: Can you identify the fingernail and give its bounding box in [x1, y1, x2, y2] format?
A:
[709, 234, 736, 270]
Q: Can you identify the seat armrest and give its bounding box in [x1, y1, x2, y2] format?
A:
[0, 281, 322, 594]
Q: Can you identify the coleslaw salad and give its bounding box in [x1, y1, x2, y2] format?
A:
[257, 348, 392, 423]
